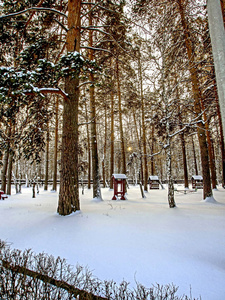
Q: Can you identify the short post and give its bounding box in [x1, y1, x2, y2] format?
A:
[32, 180, 36, 198]
[139, 182, 145, 198]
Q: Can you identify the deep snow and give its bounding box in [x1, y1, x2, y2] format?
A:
[0, 184, 225, 299]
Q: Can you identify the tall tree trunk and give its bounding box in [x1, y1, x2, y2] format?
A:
[207, 0, 225, 139]
[132, 108, 143, 183]
[166, 129, 175, 207]
[204, 120, 217, 189]
[117, 152, 121, 173]
[177, 0, 213, 199]
[6, 152, 13, 195]
[220, 0, 225, 25]
[214, 81, 225, 187]
[210, 136, 217, 189]
[52, 96, 59, 192]
[116, 59, 126, 175]
[180, 131, 189, 189]
[1, 151, 9, 193]
[102, 104, 107, 188]
[89, 3, 102, 200]
[6, 125, 14, 195]
[44, 122, 49, 191]
[139, 118, 144, 185]
[138, 54, 148, 191]
[58, 0, 81, 215]
[176, 74, 188, 188]
[85, 98, 91, 189]
[166, 146, 175, 207]
[17, 147, 22, 193]
[160, 27, 176, 207]
[110, 89, 115, 189]
[178, 113, 188, 188]
[1, 127, 11, 193]
[151, 126, 155, 175]
[192, 135, 199, 175]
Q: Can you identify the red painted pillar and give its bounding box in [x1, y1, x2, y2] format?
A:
[112, 177, 117, 200]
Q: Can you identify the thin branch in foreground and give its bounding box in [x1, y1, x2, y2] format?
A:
[2, 260, 107, 300]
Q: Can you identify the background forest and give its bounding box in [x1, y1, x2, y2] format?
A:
[0, 0, 225, 215]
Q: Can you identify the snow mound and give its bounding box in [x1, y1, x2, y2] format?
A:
[201, 196, 218, 204]
[92, 197, 103, 202]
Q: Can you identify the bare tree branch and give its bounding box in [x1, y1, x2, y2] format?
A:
[81, 0, 104, 18]
[53, 18, 68, 32]
[81, 46, 112, 54]
[78, 81, 94, 88]
[0, 7, 67, 20]
[24, 88, 68, 100]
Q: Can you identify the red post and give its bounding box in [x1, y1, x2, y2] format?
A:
[0, 191, 4, 200]
[112, 177, 117, 200]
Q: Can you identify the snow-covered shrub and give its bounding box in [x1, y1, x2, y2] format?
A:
[0, 240, 199, 300]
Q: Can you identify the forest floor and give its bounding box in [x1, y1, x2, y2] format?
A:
[0, 184, 225, 299]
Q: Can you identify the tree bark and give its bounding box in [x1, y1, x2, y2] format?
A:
[177, 0, 213, 199]
[204, 120, 217, 189]
[6, 152, 13, 195]
[52, 96, 59, 192]
[1, 127, 11, 193]
[166, 118, 175, 207]
[192, 135, 198, 175]
[132, 108, 143, 183]
[44, 121, 49, 191]
[138, 53, 148, 191]
[176, 74, 188, 188]
[214, 81, 225, 187]
[166, 144, 175, 208]
[116, 59, 126, 175]
[85, 97, 91, 189]
[220, 0, 225, 26]
[1, 151, 9, 193]
[207, 0, 225, 139]
[110, 89, 115, 189]
[102, 104, 107, 188]
[58, 0, 81, 215]
[151, 126, 155, 175]
[89, 3, 102, 200]
[180, 131, 189, 189]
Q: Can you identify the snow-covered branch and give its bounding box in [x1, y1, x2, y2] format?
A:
[168, 126, 188, 138]
[0, 7, 67, 20]
[81, 46, 112, 54]
[78, 116, 96, 127]
[78, 81, 94, 88]
[81, 25, 110, 29]
[24, 88, 68, 99]
[147, 145, 165, 158]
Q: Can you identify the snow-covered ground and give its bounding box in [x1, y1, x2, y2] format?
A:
[0, 184, 225, 299]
